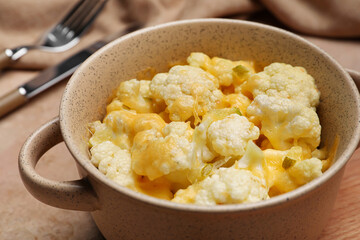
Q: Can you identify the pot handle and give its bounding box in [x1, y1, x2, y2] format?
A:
[347, 69, 360, 92]
[347, 69, 360, 149]
[18, 117, 100, 211]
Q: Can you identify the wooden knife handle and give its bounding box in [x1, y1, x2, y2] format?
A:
[0, 88, 27, 118]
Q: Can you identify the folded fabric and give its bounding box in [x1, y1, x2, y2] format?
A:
[261, 0, 360, 37]
[0, 0, 359, 70]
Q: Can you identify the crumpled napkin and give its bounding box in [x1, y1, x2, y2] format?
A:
[0, 0, 359, 70]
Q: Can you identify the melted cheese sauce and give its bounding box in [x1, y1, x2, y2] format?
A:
[88, 52, 336, 205]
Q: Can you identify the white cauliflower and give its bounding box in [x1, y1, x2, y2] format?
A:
[263, 146, 324, 194]
[247, 95, 321, 151]
[288, 158, 323, 185]
[89, 107, 168, 151]
[207, 114, 260, 157]
[94, 109, 138, 150]
[241, 63, 320, 108]
[116, 79, 155, 113]
[89, 53, 329, 206]
[150, 65, 223, 122]
[187, 52, 255, 87]
[88, 118, 132, 151]
[172, 168, 269, 205]
[90, 141, 135, 189]
[186, 108, 249, 179]
[88, 120, 110, 147]
[131, 122, 194, 181]
[235, 140, 266, 179]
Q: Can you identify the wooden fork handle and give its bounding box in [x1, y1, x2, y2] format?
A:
[0, 49, 13, 70]
[0, 88, 27, 118]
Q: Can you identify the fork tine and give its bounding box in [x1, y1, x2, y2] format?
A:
[0, 0, 107, 69]
[66, 0, 108, 37]
[56, 0, 89, 29]
[57, 0, 98, 35]
[61, 0, 98, 30]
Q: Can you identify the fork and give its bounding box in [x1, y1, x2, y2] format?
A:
[0, 0, 108, 70]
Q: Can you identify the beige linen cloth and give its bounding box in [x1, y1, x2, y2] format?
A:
[0, 0, 359, 70]
[0, 0, 359, 239]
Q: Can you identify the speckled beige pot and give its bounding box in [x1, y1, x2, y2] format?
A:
[19, 19, 360, 240]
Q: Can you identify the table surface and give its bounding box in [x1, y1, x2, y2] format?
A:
[0, 35, 359, 239]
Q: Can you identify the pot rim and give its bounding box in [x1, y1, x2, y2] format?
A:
[60, 18, 360, 213]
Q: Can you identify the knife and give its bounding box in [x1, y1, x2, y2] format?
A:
[0, 23, 141, 118]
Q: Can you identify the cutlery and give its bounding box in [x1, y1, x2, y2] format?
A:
[0, 0, 108, 70]
[0, 23, 141, 118]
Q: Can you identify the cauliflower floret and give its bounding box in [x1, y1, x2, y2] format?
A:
[189, 108, 248, 168]
[89, 53, 329, 205]
[101, 109, 138, 150]
[207, 114, 260, 157]
[235, 140, 265, 179]
[90, 141, 135, 189]
[89, 109, 167, 151]
[88, 120, 111, 148]
[131, 122, 194, 181]
[247, 95, 321, 151]
[187, 52, 255, 86]
[263, 147, 323, 195]
[116, 79, 157, 113]
[172, 168, 269, 205]
[91, 140, 173, 199]
[88, 115, 132, 150]
[263, 146, 303, 194]
[150, 65, 223, 122]
[288, 158, 323, 185]
[241, 63, 320, 108]
[187, 52, 211, 69]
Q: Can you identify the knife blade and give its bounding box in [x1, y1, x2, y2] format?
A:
[0, 23, 141, 118]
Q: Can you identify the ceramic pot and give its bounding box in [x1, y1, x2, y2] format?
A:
[19, 19, 360, 240]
